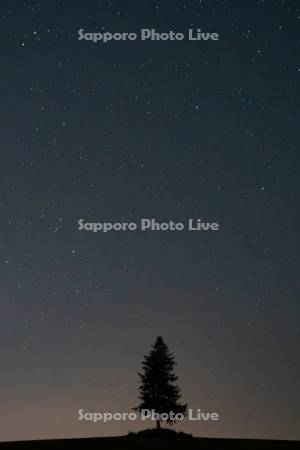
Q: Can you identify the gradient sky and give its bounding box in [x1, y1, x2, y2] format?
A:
[0, 0, 299, 442]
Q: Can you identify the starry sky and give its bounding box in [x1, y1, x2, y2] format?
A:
[0, 0, 299, 443]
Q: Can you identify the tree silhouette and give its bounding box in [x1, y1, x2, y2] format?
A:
[135, 336, 187, 429]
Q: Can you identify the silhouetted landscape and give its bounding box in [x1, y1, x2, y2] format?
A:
[1, 1, 299, 447]
[0, 432, 299, 450]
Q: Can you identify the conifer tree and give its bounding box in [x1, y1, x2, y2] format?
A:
[136, 336, 187, 429]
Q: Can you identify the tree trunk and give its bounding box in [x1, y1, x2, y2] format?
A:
[156, 419, 161, 430]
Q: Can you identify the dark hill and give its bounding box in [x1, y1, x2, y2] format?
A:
[0, 431, 299, 450]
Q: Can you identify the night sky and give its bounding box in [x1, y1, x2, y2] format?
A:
[0, 0, 299, 442]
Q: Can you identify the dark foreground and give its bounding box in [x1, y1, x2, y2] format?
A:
[0, 434, 299, 450]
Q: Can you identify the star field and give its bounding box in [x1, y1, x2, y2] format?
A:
[0, 0, 299, 442]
